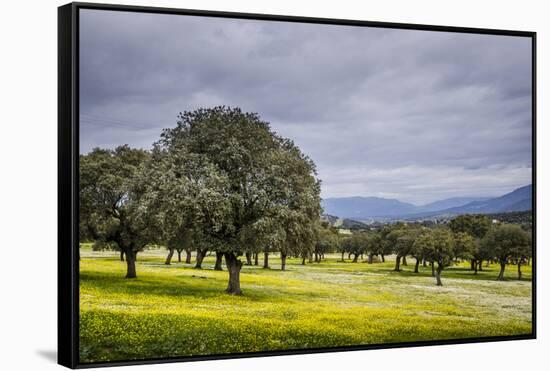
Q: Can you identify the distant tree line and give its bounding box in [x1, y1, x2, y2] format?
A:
[333, 214, 532, 285]
[486, 210, 532, 228]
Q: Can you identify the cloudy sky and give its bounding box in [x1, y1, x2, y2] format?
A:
[79, 9, 532, 205]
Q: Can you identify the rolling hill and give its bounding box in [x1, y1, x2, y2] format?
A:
[417, 197, 491, 212]
[322, 185, 532, 220]
[436, 184, 532, 215]
[321, 196, 417, 219]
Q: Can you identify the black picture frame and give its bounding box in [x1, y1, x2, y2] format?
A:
[58, 2, 537, 369]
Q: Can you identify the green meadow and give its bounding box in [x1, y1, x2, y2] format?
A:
[79, 245, 532, 363]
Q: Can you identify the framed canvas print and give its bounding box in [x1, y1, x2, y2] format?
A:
[58, 2, 536, 368]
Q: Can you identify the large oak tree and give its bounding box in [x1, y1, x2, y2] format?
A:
[156, 107, 321, 294]
[79, 145, 150, 278]
[416, 228, 455, 286]
[481, 224, 531, 280]
[387, 225, 420, 271]
[449, 214, 491, 271]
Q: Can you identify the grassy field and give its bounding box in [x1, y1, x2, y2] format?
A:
[79, 245, 532, 363]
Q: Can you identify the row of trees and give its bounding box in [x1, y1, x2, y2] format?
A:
[80, 107, 322, 294]
[333, 215, 532, 285]
[80, 106, 532, 292]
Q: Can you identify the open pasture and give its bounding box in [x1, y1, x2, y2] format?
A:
[79, 246, 532, 363]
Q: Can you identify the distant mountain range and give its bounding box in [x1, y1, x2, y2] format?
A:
[322, 184, 532, 221]
[418, 197, 491, 212]
[322, 197, 417, 219]
[421, 184, 532, 216]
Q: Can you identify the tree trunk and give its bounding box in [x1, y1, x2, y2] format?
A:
[245, 252, 252, 265]
[348, 252, 352, 259]
[497, 261, 506, 281]
[165, 248, 174, 265]
[263, 252, 270, 269]
[120, 250, 125, 261]
[368, 254, 373, 264]
[314, 252, 319, 262]
[134, 251, 138, 261]
[422, 257, 427, 267]
[195, 249, 206, 269]
[224, 253, 242, 295]
[352, 254, 359, 263]
[341, 251, 345, 261]
[473, 259, 478, 274]
[435, 264, 443, 286]
[414, 258, 420, 273]
[214, 251, 224, 271]
[281, 253, 287, 271]
[125, 250, 137, 279]
[302, 256, 306, 265]
[177, 249, 182, 262]
[402, 256, 407, 266]
[308, 252, 313, 263]
[394, 255, 401, 271]
[381, 254, 385, 262]
[254, 252, 259, 266]
[431, 261, 435, 276]
[517, 260, 522, 280]
[470, 259, 476, 270]
[185, 249, 192, 264]
[478, 260, 483, 271]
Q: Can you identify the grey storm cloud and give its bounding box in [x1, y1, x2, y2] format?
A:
[79, 9, 532, 204]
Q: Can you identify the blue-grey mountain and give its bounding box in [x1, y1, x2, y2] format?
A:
[322, 197, 417, 219]
[438, 184, 532, 215]
[322, 185, 532, 220]
[417, 197, 491, 212]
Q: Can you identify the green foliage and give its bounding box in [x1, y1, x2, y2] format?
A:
[79, 146, 151, 261]
[156, 107, 321, 256]
[378, 226, 396, 257]
[421, 228, 456, 267]
[80, 107, 322, 290]
[448, 214, 492, 269]
[453, 232, 477, 261]
[414, 227, 456, 285]
[386, 224, 422, 266]
[149, 107, 322, 291]
[366, 233, 384, 257]
[482, 224, 532, 263]
[340, 232, 369, 261]
[449, 214, 491, 239]
[486, 211, 532, 227]
[314, 223, 340, 256]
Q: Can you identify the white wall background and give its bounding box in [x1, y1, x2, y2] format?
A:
[0, 0, 545, 370]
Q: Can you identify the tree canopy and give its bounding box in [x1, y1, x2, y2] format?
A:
[79, 145, 151, 278]
[482, 223, 531, 280]
[152, 107, 321, 293]
[415, 228, 455, 286]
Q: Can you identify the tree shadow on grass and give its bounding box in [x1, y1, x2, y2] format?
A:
[376, 266, 531, 283]
[79, 269, 283, 302]
[80, 270, 227, 298]
[380, 267, 480, 280]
